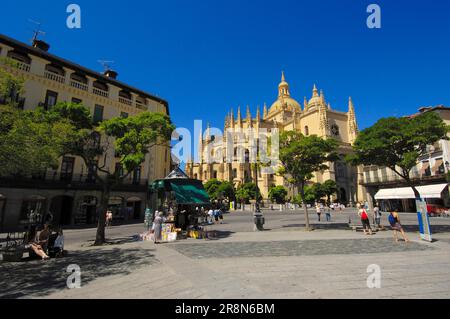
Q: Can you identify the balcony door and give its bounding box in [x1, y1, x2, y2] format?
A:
[44, 90, 58, 110]
[60, 157, 75, 183]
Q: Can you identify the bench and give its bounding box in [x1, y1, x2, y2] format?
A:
[0, 232, 27, 262]
[349, 224, 381, 232]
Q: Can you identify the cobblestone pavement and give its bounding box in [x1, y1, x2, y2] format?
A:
[170, 238, 433, 259]
[1, 209, 450, 299]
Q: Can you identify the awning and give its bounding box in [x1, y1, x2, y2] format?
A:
[375, 184, 449, 200]
[169, 180, 211, 205]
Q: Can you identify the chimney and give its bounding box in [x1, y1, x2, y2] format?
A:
[32, 39, 50, 52]
[104, 70, 118, 79]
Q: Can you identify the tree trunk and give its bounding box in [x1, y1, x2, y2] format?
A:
[300, 183, 311, 231]
[95, 185, 110, 246]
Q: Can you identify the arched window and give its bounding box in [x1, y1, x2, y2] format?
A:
[244, 149, 250, 163]
[305, 126, 310, 136]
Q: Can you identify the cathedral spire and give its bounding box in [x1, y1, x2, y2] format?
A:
[263, 103, 268, 118]
[246, 105, 252, 127]
[256, 105, 261, 123]
[237, 106, 242, 127]
[278, 71, 290, 97]
[304, 97, 308, 110]
[313, 84, 319, 97]
[230, 108, 235, 128]
[319, 99, 329, 137]
[348, 97, 359, 143]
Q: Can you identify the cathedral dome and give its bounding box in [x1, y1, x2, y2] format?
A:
[268, 72, 302, 114]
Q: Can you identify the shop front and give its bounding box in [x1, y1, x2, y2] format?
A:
[375, 183, 449, 213]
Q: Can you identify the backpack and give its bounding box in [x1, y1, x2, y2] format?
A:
[388, 214, 396, 226]
[361, 210, 368, 220]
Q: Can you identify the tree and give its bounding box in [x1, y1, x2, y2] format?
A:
[322, 180, 338, 204]
[348, 112, 449, 199]
[268, 185, 288, 204]
[204, 179, 222, 200]
[0, 68, 75, 178]
[293, 185, 316, 205]
[0, 57, 25, 107]
[236, 182, 261, 204]
[50, 102, 174, 245]
[216, 181, 235, 201]
[0, 105, 76, 177]
[278, 132, 338, 230]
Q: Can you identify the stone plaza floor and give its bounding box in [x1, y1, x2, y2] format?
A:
[1, 210, 450, 299]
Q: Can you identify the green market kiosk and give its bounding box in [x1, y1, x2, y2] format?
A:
[148, 168, 211, 230]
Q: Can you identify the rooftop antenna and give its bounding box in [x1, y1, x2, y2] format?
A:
[28, 19, 46, 43]
[97, 60, 115, 72]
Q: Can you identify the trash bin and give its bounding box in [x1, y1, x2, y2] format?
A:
[253, 212, 265, 231]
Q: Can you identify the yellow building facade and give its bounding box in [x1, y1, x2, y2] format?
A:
[0, 34, 171, 229]
[186, 72, 365, 204]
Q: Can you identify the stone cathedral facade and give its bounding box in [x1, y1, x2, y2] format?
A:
[186, 72, 365, 204]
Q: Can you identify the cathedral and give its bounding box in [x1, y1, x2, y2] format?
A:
[186, 72, 365, 204]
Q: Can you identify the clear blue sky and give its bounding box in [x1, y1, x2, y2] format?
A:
[1, 0, 450, 136]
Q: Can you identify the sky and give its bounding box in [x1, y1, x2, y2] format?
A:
[1, 0, 450, 153]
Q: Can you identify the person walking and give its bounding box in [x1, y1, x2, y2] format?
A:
[153, 212, 164, 245]
[358, 205, 373, 235]
[316, 203, 322, 222]
[373, 204, 382, 230]
[388, 211, 410, 243]
[325, 205, 332, 222]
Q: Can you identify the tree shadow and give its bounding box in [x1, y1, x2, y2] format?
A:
[201, 230, 235, 241]
[0, 246, 159, 299]
[281, 223, 352, 231]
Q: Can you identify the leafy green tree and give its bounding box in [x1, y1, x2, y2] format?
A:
[0, 58, 25, 107]
[268, 185, 288, 204]
[309, 183, 326, 202]
[322, 180, 338, 204]
[348, 112, 449, 199]
[278, 132, 338, 230]
[0, 105, 76, 177]
[216, 181, 235, 201]
[236, 182, 261, 204]
[0, 69, 75, 178]
[50, 102, 174, 245]
[293, 185, 316, 205]
[204, 179, 222, 200]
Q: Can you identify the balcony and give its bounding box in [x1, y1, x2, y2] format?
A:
[15, 61, 31, 72]
[136, 101, 147, 110]
[119, 96, 133, 106]
[70, 80, 89, 92]
[0, 174, 148, 192]
[44, 71, 65, 84]
[93, 88, 109, 98]
[361, 172, 447, 187]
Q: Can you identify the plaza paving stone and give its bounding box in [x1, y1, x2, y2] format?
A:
[170, 238, 433, 259]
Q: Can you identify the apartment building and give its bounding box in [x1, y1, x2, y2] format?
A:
[0, 34, 171, 230]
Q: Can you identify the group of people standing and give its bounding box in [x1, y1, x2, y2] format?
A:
[357, 202, 409, 242]
[314, 202, 345, 222]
